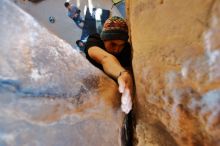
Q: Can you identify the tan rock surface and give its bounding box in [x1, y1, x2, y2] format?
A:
[127, 0, 220, 145]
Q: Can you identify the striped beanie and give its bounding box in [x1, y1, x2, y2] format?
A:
[100, 16, 129, 41]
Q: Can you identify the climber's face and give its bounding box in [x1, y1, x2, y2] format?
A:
[104, 40, 125, 55]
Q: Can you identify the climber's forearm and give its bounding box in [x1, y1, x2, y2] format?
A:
[88, 46, 126, 79]
[101, 55, 126, 80]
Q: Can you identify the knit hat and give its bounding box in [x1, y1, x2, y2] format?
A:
[100, 16, 129, 41]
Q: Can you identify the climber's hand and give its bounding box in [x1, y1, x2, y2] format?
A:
[118, 71, 133, 114]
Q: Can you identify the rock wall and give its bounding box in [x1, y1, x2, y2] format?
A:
[127, 0, 220, 146]
[0, 1, 125, 146]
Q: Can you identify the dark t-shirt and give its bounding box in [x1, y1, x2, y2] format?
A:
[84, 33, 132, 71]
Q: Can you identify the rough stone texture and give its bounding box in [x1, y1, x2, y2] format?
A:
[0, 1, 124, 146]
[127, 0, 220, 146]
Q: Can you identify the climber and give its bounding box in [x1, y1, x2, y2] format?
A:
[84, 16, 133, 114]
[64, 2, 84, 29]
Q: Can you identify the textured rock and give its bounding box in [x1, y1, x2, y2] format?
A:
[0, 1, 124, 146]
[127, 0, 220, 146]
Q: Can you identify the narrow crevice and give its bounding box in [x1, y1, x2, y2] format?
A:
[121, 111, 134, 146]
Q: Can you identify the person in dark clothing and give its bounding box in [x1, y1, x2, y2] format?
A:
[85, 16, 133, 114]
[64, 2, 84, 29]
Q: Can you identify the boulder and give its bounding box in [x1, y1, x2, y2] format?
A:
[0, 1, 124, 146]
[127, 0, 220, 145]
